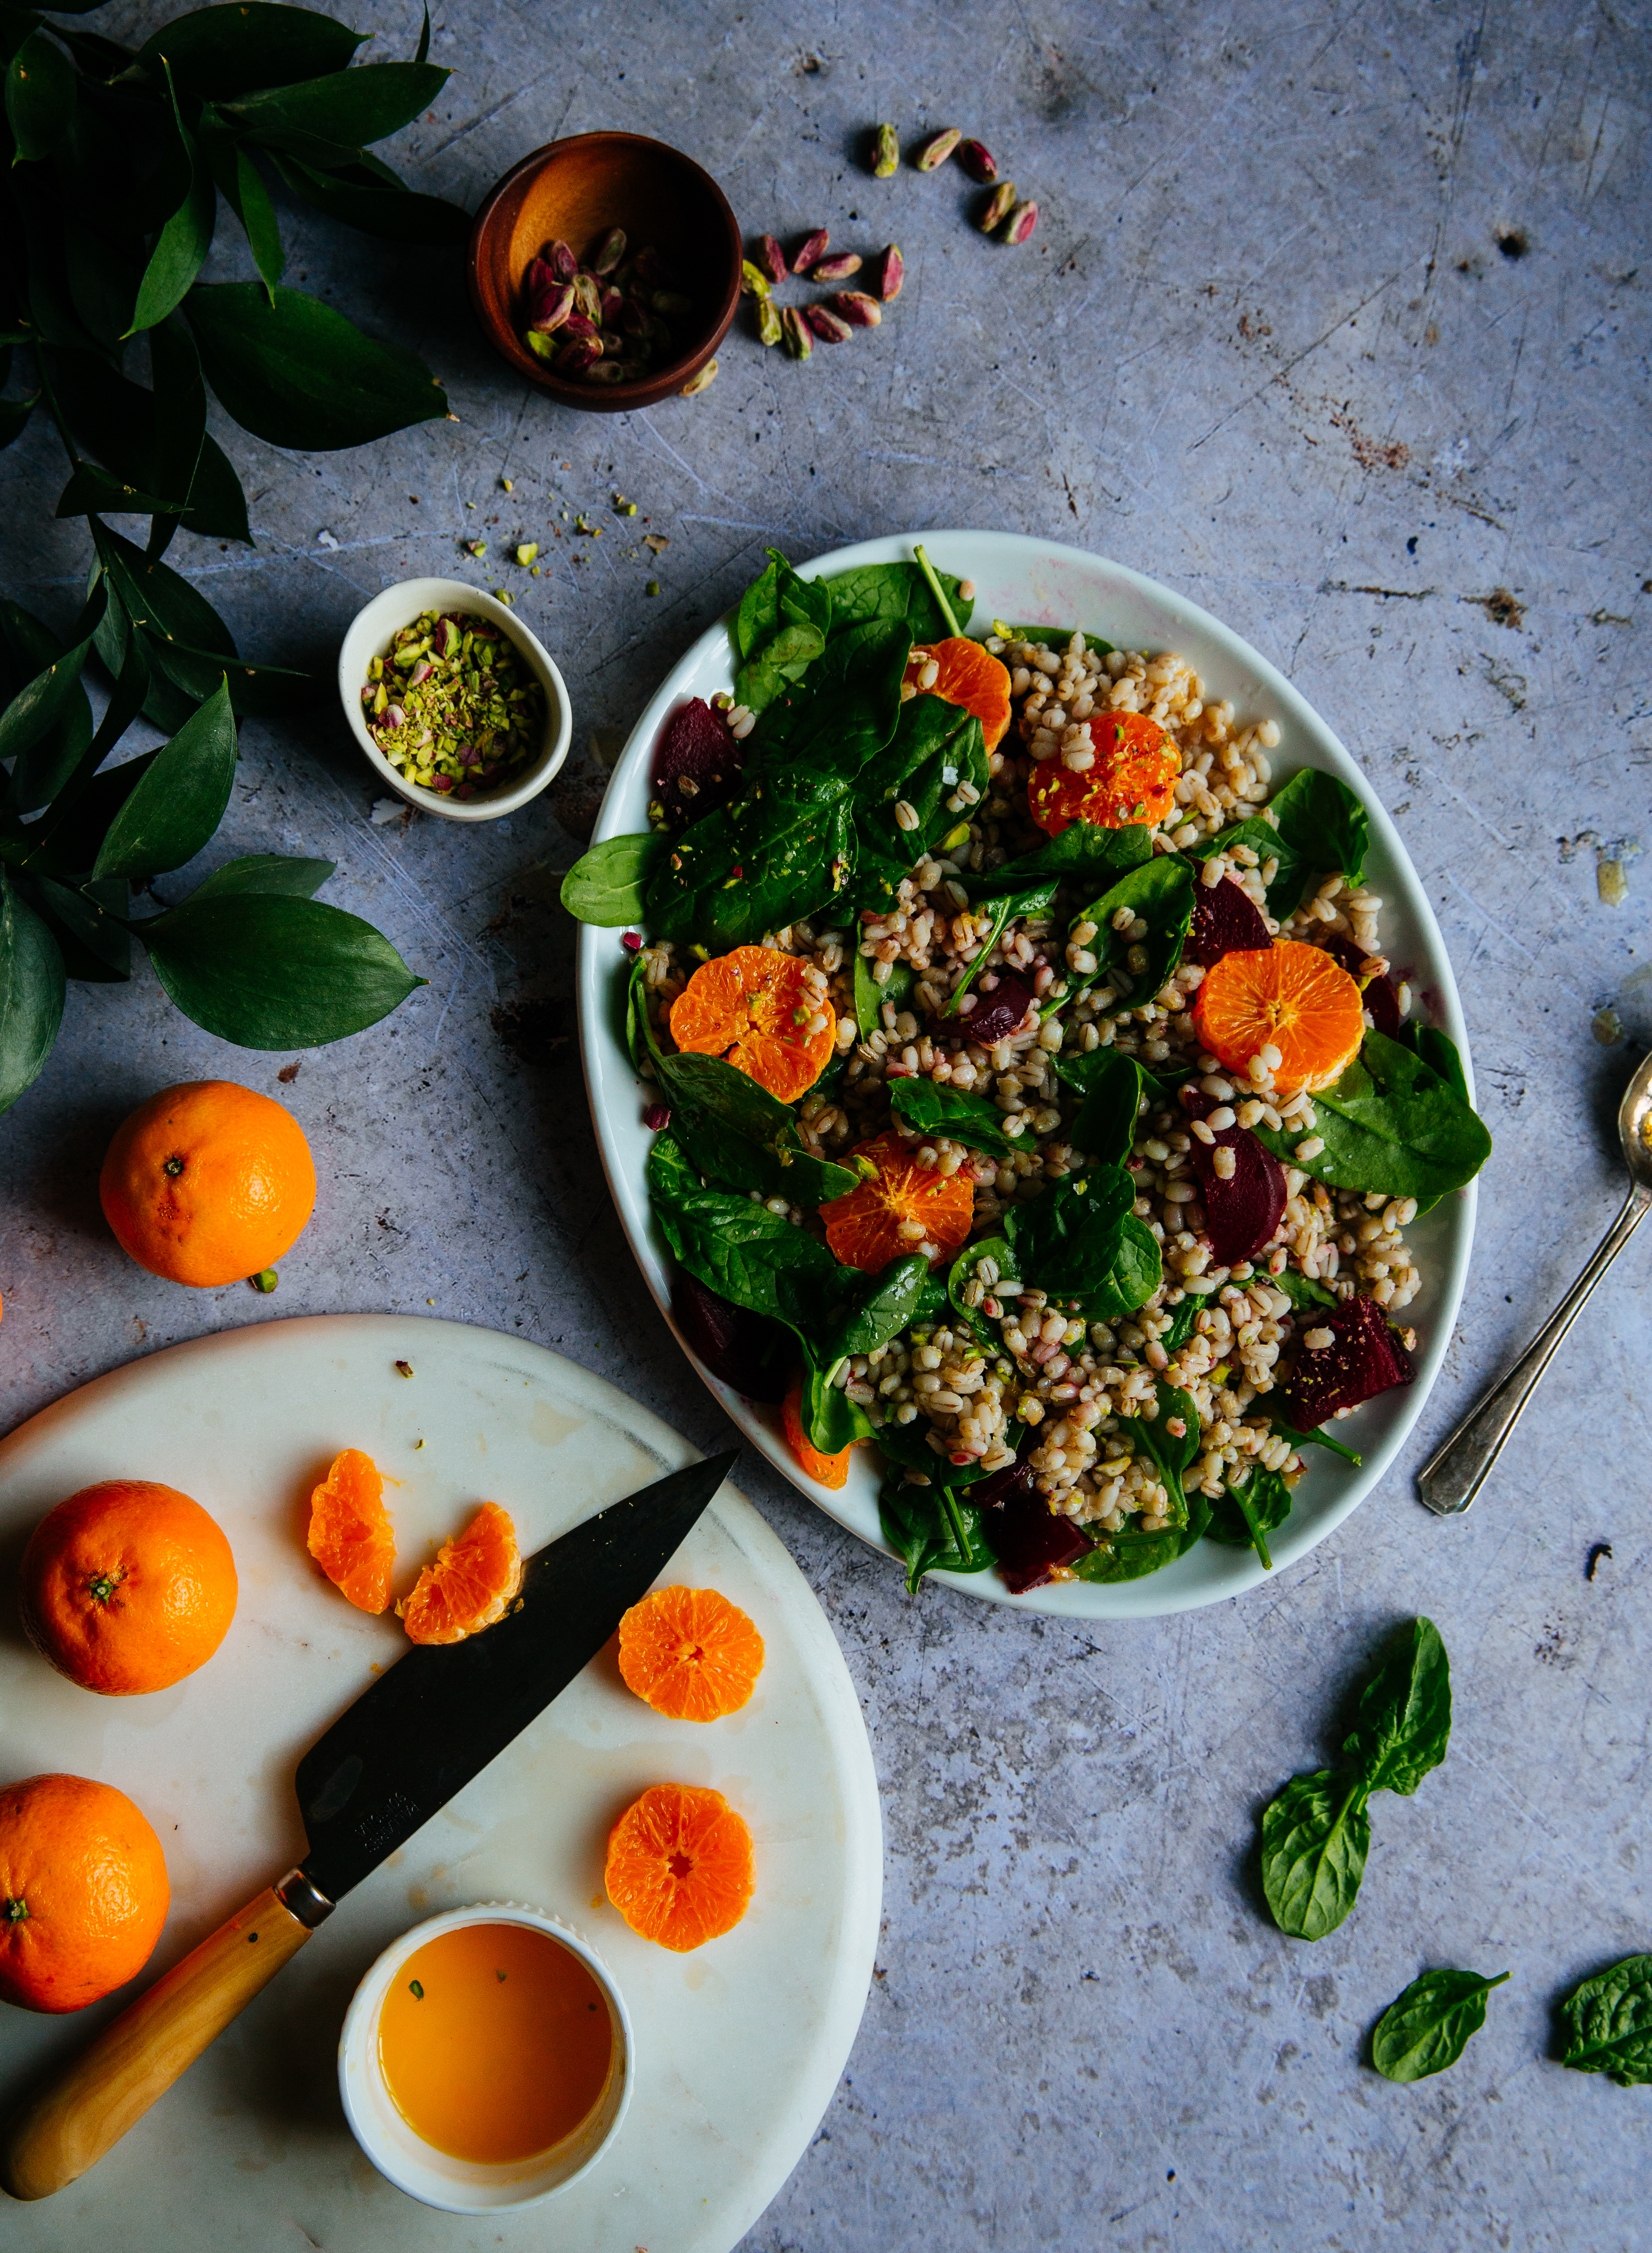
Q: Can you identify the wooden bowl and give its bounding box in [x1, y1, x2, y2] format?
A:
[467, 133, 741, 413]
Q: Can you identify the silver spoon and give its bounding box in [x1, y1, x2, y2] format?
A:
[1418, 1049, 1652, 1515]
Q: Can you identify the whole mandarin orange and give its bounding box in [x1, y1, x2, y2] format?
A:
[0, 1773, 170, 2013]
[99, 1080, 315, 1288]
[19, 1480, 238, 1696]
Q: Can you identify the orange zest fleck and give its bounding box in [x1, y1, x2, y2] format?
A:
[781, 1371, 852, 1489]
[307, 1448, 395, 1614]
[604, 1783, 754, 1952]
[668, 945, 835, 1104]
[1193, 938, 1367, 1095]
[904, 637, 1012, 752]
[400, 1501, 522, 1646]
[617, 1586, 765, 1721]
[819, 1130, 975, 1274]
[1028, 711, 1180, 834]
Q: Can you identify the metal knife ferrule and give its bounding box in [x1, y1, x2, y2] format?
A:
[274, 1866, 336, 1929]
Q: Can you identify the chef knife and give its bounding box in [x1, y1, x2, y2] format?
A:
[0, 1451, 737, 2202]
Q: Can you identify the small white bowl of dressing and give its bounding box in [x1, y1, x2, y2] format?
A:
[337, 578, 572, 823]
[338, 1901, 633, 2212]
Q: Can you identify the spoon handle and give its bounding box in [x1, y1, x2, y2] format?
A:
[1418, 1184, 1652, 1515]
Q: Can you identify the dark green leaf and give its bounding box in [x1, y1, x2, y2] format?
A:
[62, 213, 138, 345]
[1271, 1413, 1361, 1467]
[93, 520, 235, 656]
[1159, 1289, 1210, 1354]
[851, 695, 987, 913]
[143, 631, 312, 717]
[1129, 1377, 1200, 1525]
[1399, 1020, 1469, 1102]
[1371, 1969, 1508, 2083]
[0, 586, 104, 774]
[269, 153, 471, 244]
[967, 821, 1151, 902]
[1205, 1463, 1293, 1566]
[5, 30, 75, 163]
[646, 1133, 842, 1326]
[223, 61, 449, 151]
[128, 68, 216, 335]
[191, 853, 332, 899]
[1559, 1956, 1652, 2087]
[201, 111, 285, 298]
[646, 767, 857, 952]
[1005, 1162, 1134, 1299]
[0, 869, 66, 1112]
[145, 315, 210, 556]
[1185, 768, 1369, 917]
[1084, 1215, 1162, 1321]
[1254, 1029, 1492, 1202]
[2, 599, 95, 817]
[29, 616, 151, 852]
[798, 1338, 874, 1454]
[56, 463, 190, 520]
[733, 549, 831, 714]
[1272, 1266, 1338, 1311]
[654, 1050, 854, 1207]
[1076, 1490, 1211, 1581]
[941, 881, 1054, 1018]
[748, 620, 910, 782]
[1343, 1616, 1452, 1797]
[22, 871, 131, 982]
[819, 1253, 929, 1365]
[414, 4, 431, 65]
[1260, 1770, 1371, 1941]
[888, 1073, 1012, 1155]
[945, 1232, 1012, 1350]
[186, 281, 450, 450]
[874, 1412, 1002, 1488]
[1072, 854, 1195, 1016]
[136, 5, 368, 99]
[48, 353, 251, 544]
[824, 560, 971, 643]
[560, 832, 665, 925]
[0, 388, 35, 447]
[878, 1469, 993, 1592]
[140, 891, 423, 1046]
[93, 677, 236, 880]
[1054, 1049, 1162, 1167]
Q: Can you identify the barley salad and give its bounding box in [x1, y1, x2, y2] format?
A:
[568, 535, 1489, 1605]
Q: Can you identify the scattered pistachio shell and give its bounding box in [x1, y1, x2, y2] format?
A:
[741, 259, 772, 298]
[870, 122, 898, 177]
[957, 137, 997, 183]
[756, 295, 783, 347]
[680, 358, 719, 396]
[811, 251, 862, 283]
[781, 305, 813, 359]
[791, 227, 830, 274]
[914, 126, 962, 171]
[1002, 198, 1039, 245]
[978, 181, 1016, 232]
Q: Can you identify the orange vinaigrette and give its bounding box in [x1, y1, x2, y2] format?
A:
[377, 1922, 613, 2163]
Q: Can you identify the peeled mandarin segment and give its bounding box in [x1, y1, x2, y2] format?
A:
[1027, 711, 1180, 834]
[401, 1501, 521, 1646]
[819, 1130, 974, 1273]
[306, 1448, 395, 1614]
[781, 1372, 852, 1490]
[904, 637, 1012, 752]
[1193, 938, 1367, 1095]
[616, 1585, 765, 1721]
[604, 1783, 754, 1952]
[668, 945, 835, 1103]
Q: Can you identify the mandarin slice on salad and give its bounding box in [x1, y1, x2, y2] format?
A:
[1028, 711, 1180, 833]
[819, 1130, 975, 1272]
[605, 1783, 754, 1952]
[669, 945, 835, 1103]
[307, 1447, 395, 1614]
[617, 1586, 765, 1720]
[1193, 938, 1366, 1094]
[904, 637, 1012, 751]
[400, 1501, 521, 1646]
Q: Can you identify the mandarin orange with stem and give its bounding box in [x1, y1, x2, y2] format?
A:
[1193, 939, 1367, 1095]
[99, 1081, 316, 1288]
[307, 1449, 395, 1614]
[904, 638, 1012, 752]
[820, 1131, 975, 1273]
[399, 1501, 521, 1646]
[605, 1783, 754, 1952]
[19, 1481, 238, 1696]
[0, 1774, 171, 2013]
[617, 1586, 765, 1721]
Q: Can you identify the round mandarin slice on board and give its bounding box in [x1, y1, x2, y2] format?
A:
[307, 1448, 395, 1613]
[400, 1501, 521, 1646]
[605, 1783, 755, 1952]
[669, 946, 835, 1103]
[1027, 711, 1180, 834]
[617, 1586, 765, 1721]
[903, 637, 1011, 752]
[1193, 938, 1367, 1095]
[819, 1131, 974, 1273]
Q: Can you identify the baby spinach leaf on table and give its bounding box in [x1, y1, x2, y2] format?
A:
[1071, 855, 1196, 1015]
[824, 560, 972, 644]
[1343, 1616, 1451, 1796]
[1076, 1492, 1211, 1582]
[968, 821, 1150, 901]
[1371, 1969, 1509, 2083]
[1184, 768, 1370, 918]
[646, 769, 857, 952]
[1261, 1771, 1372, 1942]
[1205, 1463, 1293, 1569]
[1053, 1049, 1168, 1166]
[748, 620, 910, 782]
[1128, 1377, 1201, 1526]
[733, 549, 831, 714]
[561, 833, 666, 925]
[879, 1470, 994, 1592]
[1253, 1029, 1492, 1202]
[889, 1074, 1013, 1155]
[1271, 1266, 1338, 1311]
[655, 1052, 856, 1208]
[647, 1134, 841, 1326]
[1005, 1163, 1134, 1300]
[1083, 1216, 1162, 1322]
[1559, 1956, 1652, 2087]
[853, 950, 913, 1038]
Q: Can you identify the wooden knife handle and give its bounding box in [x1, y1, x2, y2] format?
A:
[0, 1881, 315, 2202]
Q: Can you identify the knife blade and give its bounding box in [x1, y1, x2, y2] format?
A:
[0, 1449, 738, 2203]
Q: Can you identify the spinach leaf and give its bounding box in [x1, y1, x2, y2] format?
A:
[874, 1413, 1002, 1487]
[1260, 1771, 1372, 1942]
[1206, 1463, 1293, 1568]
[1084, 1216, 1162, 1321]
[1076, 1491, 1211, 1582]
[1271, 1413, 1361, 1467]
[647, 1133, 840, 1325]
[1343, 1616, 1451, 1796]
[945, 879, 1057, 1015]
[1054, 1048, 1166, 1166]
[1559, 1957, 1652, 2087]
[853, 950, 914, 1038]
[879, 1470, 994, 1592]
[1129, 1377, 1201, 1526]
[749, 620, 911, 782]
[1399, 1019, 1470, 1102]
[1160, 1289, 1212, 1354]
[824, 560, 972, 644]
[946, 1232, 1014, 1349]
[1254, 1028, 1492, 1202]
[889, 1074, 1013, 1155]
[820, 1253, 931, 1366]
[645, 766, 857, 951]
[655, 1051, 855, 1207]
[998, 624, 1116, 655]
[1271, 1266, 1338, 1311]
[561, 832, 665, 926]
[799, 1339, 875, 1453]
[1185, 767, 1370, 916]
[1004, 1163, 1135, 1299]
[733, 549, 832, 714]
[852, 695, 988, 913]
[1071, 855, 1195, 1016]
[1371, 1969, 1509, 2083]
[968, 821, 1151, 901]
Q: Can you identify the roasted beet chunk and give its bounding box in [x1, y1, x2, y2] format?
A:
[1284, 1292, 1415, 1429]
[1188, 875, 1272, 967]
[957, 972, 1036, 1046]
[977, 1455, 1092, 1592]
[651, 698, 744, 830]
[671, 1268, 790, 1401]
[1319, 933, 1401, 1038]
[1180, 1086, 1287, 1266]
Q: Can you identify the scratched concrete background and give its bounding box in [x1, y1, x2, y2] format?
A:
[4, 0, 1651, 2246]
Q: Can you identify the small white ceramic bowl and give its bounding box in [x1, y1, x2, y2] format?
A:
[337, 577, 572, 823]
[337, 1901, 633, 2213]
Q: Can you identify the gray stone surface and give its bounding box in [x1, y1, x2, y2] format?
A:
[4, 0, 1651, 2245]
